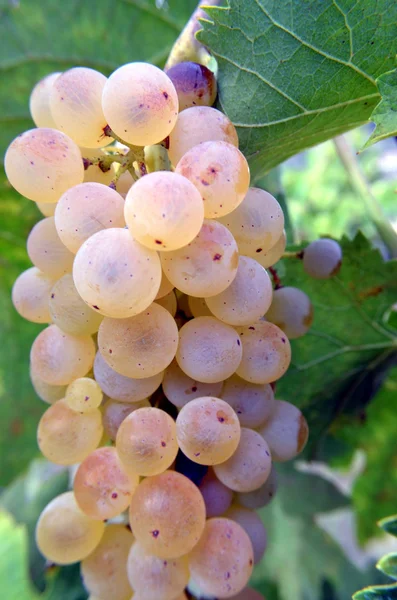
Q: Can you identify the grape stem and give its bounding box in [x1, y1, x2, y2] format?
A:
[282, 250, 304, 259]
[269, 266, 282, 290]
[333, 135, 397, 258]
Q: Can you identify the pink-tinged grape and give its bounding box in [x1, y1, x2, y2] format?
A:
[36, 492, 104, 565]
[98, 304, 178, 378]
[256, 230, 286, 269]
[50, 67, 113, 148]
[218, 188, 284, 257]
[73, 228, 161, 319]
[49, 274, 103, 336]
[5, 128, 84, 203]
[55, 182, 125, 253]
[81, 525, 134, 600]
[265, 286, 313, 339]
[176, 141, 249, 218]
[116, 407, 178, 476]
[176, 317, 242, 384]
[221, 374, 275, 429]
[127, 542, 189, 600]
[30, 324, 95, 385]
[36, 201, 57, 217]
[162, 360, 223, 409]
[124, 171, 204, 251]
[166, 61, 217, 111]
[214, 428, 272, 492]
[161, 220, 239, 298]
[27, 217, 74, 279]
[229, 588, 266, 600]
[65, 377, 103, 412]
[189, 518, 254, 598]
[188, 296, 212, 318]
[38, 399, 103, 465]
[155, 290, 177, 317]
[206, 256, 272, 326]
[225, 506, 267, 564]
[74, 446, 139, 520]
[168, 106, 238, 166]
[29, 72, 60, 128]
[102, 398, 150, 441]
[30, 366, 67, 405]
[237, 467, 278, 510]
[102, 62, 179, 146]
[258, 400, 309, 461]
[93, 351, 163, 403]
[129, 471, 206, 559]
[155, 272, 174, 300]
[303, 238, 343, 279]
[82, 147, 115, 185]
[199, 469, 233, 518]
[236, 322, 291, 385]
[12, 267, 55, 323]
[176, 397, 240, 465]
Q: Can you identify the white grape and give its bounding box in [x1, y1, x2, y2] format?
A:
[265, 286, 313, 339]
[303, 238, 342, 279]
[29, 72, 60, 129]
[12, 267, 55, 323]
[258, 400, 309, 461]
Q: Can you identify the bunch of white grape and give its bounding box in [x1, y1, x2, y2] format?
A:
[7, 58, 340, 600]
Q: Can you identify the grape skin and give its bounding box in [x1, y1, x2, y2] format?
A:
[199, 468, 234, 518]
[303, 238, 342, 279]
[188, 296, 213, 318]
[27, 217, 75, 279]
[102, 398, 150, 441]
[65, 377, 103, 412]
[237, 466, 278, 510]
[124, 171, 204, 251]
[258, 400, 309, 462]
[176, 141, 250, 218]
[155, 272, 175, 300]
[176, 396, 241, 465]
[30, 366, 67, 405]
[29, 72, 60, 129]
[256, 229, 287, 269]
[73, 228, 162, 319]
[5, 128, 84, 203]
[162, 359, 223, 409]
[166, 61, 217, 111]
[129, 471, 206, 559]
[221, 374, 275, 429]
[265, 286, 313, 339]
[102, 62, 179, 146]
[224, 505, 267, 564]
[189, 518, 254, 598]
[36, 201, 57, 217]
[12, 267, 55, 324]
[155, 290, 178, 316]
[81, 524, 134, 600]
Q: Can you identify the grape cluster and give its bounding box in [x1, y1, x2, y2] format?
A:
[7, 59, 341, 600]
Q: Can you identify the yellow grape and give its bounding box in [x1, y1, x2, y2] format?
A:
[30, 324, 95, 385]
[102, 398, 150, 441]
[224, 505, 267, 564]
[155, 272, 174, 300]
[168, 106, 238, 166]
[258, 400, 309, 461]
[236, 322, 291, 385]
[49, 274, 103, 336]
[127, 542, 189, 600]
[36, 492, 105, 565]
[161, 220, 239, 297]
[189, 518, 254, 598]
[74, 446, 139, 520]
[176, 397, 240, 465]
[221, 374, 275, 428]
[256, 230, 286, 269]
[93, 351, 163, 403]
[81, 524, 134, 600]
[27, 217, 74, 279]
[155, 290, 177, 317]
[199, 468, 233, 518]
[55, 182, 125, 253]
[102, 62, 179, 146]
[5, 128, 84, 203]
[166, 61, 217, 111]
[116, 407, 178, 476]
[12, 267, 55, 323]
[214, 428, 272, 492]
[73, 228, 161, 319]
[205, 256, 273, 326]
[36, 201, 57, 217]
[50, 67, 113, 148]
[29, 72, 60, 128]
[129, 471, 206, 558]
[98, 304, 178, 378]
[124, 171, 204, 251]
[218, 187, 284, 256]
[176, 317, 242, 383]
[162, 360, 223, 409]
[37, 399, 103, 465]
[188, 296, 212, 318]
[30, 366, 67, 404]
[237, 466, 278, 509]
[176, 141, 250, 218]
[65, 377, 103, 412]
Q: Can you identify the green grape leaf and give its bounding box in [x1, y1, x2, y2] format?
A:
[198, 0, 397, 179]
[377, 554, 397, 580]
[253, 464, 383, 600]
[362, 70, 397, 149]
[275, 233, 397, 452]
[353, 583, 397, 600]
